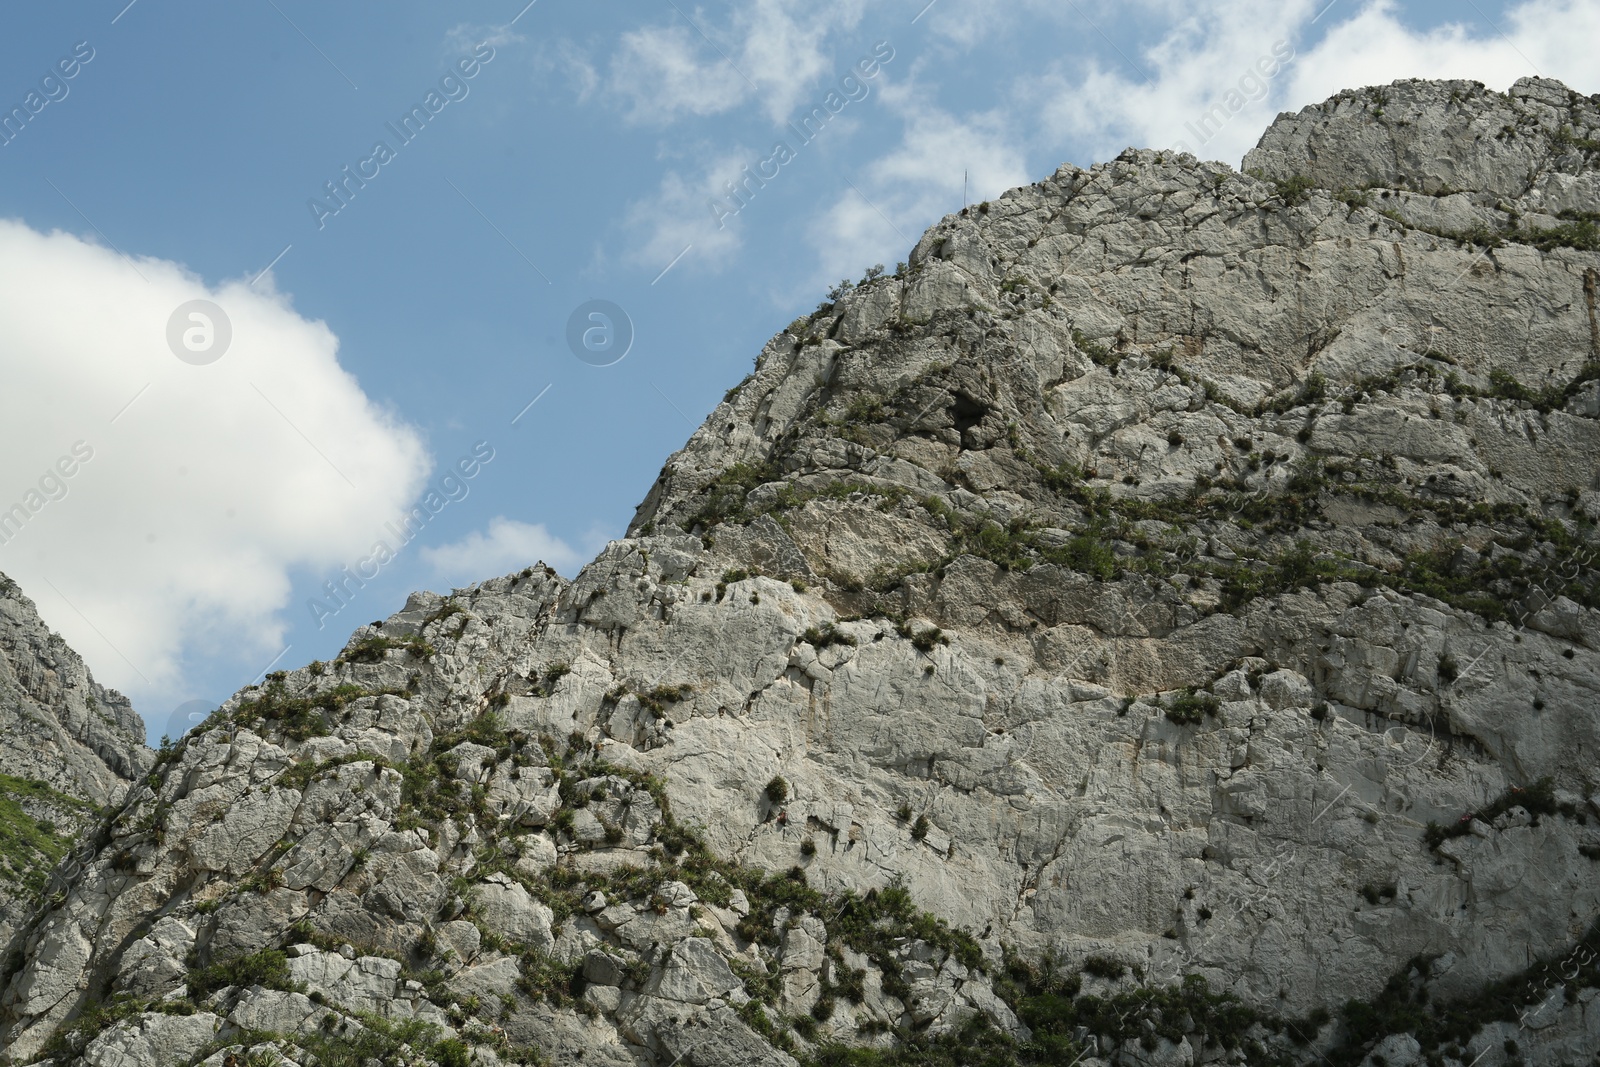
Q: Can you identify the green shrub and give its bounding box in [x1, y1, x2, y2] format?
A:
[1335, 188, 1372, 210]
[1080, 955, 1126, 981]
[294, 1013, 458, 1067]
[637, 684, 694, 717]
[1272, 175, 1317, 205]
[802, 623, 857, 649]
[1526, 217, 1599, 252]
[1037, 462, 1082, 494]
[1036, 522, 1119, 581]
[842, 393, 886, 423]
[1165, 690, 1219, 726]
[683, 461, 778, 531]
[1423, 777, 1573, 851]
[234, 680, 396, 742]
[433, 1038, 471, 1067]
[339, 633, 435, 665]
[530, 663, 571, 697]
[0, 775, 92, 893]
[1072, 329, 1118, 369]
[186, 949, 293, 1001]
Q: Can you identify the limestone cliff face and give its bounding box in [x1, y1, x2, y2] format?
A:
[3, 77, 1599, 1067]
[0, 574, 152, 947]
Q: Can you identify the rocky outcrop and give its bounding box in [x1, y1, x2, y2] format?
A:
[0, 573, 151, 947]
[2, 76, 1599, 1066]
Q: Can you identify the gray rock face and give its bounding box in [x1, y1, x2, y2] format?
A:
[3, 76, 1600, 1066]
[0, 573, 151, 945]
[1243, 77, 1600, 203]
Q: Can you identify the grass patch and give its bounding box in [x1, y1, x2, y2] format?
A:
[636, 684, 695, 719]
[186, 949, 294, 1001]
[682, 461, 779, 531]
[234, 680, 399, 741]
[338, 632, 436, 665]
[1322, 923, 1600, 1066]
[0, 774, 93, 893]
[1270, 175, 1317, 206]
[802, 622, 857, 649]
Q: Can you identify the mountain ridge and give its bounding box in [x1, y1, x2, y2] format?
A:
[0, 572, 152, 950]
[2, 75, 1599, 1067]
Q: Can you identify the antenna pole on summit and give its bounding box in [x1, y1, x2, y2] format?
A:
[963, 170, 968, 209]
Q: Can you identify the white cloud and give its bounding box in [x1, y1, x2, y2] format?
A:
[1032, 0, 1318, 166]
[620, 150, 752, 273]
[733, 0, 867, 122]
[610, 22, 748, 124]
[555, 39, 601, 104]
[867, 90, 1032, 207]
[0, 219, 430, 705]
[443, 22, 526, 57]
[606, 0, 866, 125]
[604, 2, 903, 275]
[419, 517, 584, 585]
[912, 0, 1072, 48]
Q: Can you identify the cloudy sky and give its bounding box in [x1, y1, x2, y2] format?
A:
[0, 0, 1595, 741]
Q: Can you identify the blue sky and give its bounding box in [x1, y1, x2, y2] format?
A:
[0, 0, 1593, 741]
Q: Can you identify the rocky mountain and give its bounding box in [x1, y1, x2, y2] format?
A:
[2, 75, 1599, 1067]
[0, 573, 151, 948]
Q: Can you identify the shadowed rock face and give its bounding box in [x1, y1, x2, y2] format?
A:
[2, 76, 1599, 1067]
[0, 574, 151, 947]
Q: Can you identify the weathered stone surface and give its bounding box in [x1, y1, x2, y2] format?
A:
[115, 917, 195, 1000]
[187, 784, 300, 875]
[1244, 77, 1600, 202]
[227, 988, 327, 1037]
[80, 1011, 221, 1067]
[655, 937, 741, 1004]
[287, 949, 406, 1018]
[654, 1002, 802, 1067]
[474, 872, 555, 951]
[206, 887, 307, 962]
[453, 955, 522, 1002]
